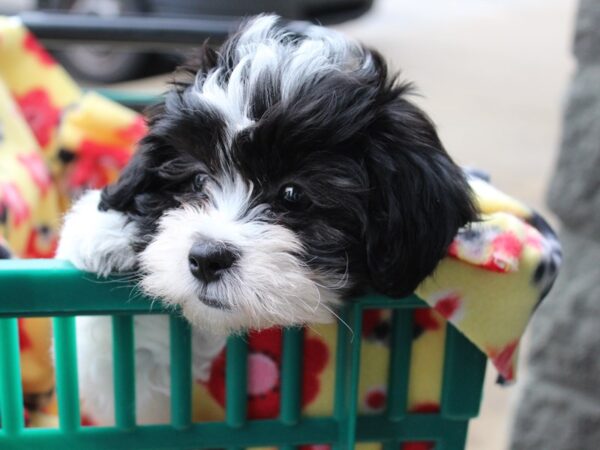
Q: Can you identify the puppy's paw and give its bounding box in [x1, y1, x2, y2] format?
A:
[56, 190, 138, 277]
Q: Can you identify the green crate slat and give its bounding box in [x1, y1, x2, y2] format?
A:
[226, 335, 248, 428]
[0, 260, 160, 317]
[355, 414, 467, 442]
[333, 303, 363, 449]
[380, 309, 419, 450]
[333, 306, 350, 447]
[0, 418, 334, 449]
[112, 316, 136, 429]
[348, 304, 365, 447]
[93, 89, 161, 108]
[0, 261, 430, 317]
[441, 325, 487, 419]
[386, 309, 414, 421]
[0, 318, 24, 435]
[280, 327, 303, 426]
[53, 317, 81, 432]
[280, 445, 297, 450]
[382, 441, 399, 450]
[170, 316, 192, 429]
[0, 260, 487, 450]
[439, 420, 469, 450]
[356, 293, 426, 310]
[0, 415, 472, 449]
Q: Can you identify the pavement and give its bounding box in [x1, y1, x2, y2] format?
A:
[109, 1, 578, 448]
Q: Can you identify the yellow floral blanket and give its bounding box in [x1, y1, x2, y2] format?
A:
[0, 17, 560, 450]
[0, 15, 144, 426]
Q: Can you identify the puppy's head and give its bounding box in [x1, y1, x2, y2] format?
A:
[100, 15, 477, 333]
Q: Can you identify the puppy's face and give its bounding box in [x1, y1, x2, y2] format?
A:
[100, 16, 476, 333]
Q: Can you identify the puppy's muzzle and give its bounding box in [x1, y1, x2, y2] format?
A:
[188, 241, 238, 284]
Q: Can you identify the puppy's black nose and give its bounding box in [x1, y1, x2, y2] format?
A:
[188, 242, 237, 283]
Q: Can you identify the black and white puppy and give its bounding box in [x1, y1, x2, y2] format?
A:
[57, 15, 476, 423]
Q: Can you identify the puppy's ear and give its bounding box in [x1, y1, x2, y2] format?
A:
[100, 44, 220, 215]
[365, 88, 478, 297]
[99, 134, 155, 214]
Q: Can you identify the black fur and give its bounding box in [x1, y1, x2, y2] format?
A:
[100, 18, 478, 300]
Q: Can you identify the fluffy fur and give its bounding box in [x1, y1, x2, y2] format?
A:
[56, 190, 138, 277]
[57, 15, 477, 424]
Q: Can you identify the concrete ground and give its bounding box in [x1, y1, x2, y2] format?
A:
[109, 1, 577, 448]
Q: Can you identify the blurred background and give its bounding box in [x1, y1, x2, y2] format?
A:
[1, 0, 579, 448]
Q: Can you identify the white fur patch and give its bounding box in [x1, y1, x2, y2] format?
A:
[56, 190, 137, 276]
[194, 14, 369, 135]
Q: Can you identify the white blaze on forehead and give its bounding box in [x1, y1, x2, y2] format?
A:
[247, 43, 279, 96]
[198, 68, 254, 134]
[193, 14, 370, 135]
[235, 14, 279, 46]
[204, 174, 255, 224]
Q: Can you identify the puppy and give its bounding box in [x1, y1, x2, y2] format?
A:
[56, 15, 476, 424]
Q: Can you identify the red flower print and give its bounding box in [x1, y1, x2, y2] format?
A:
[362, 309, 384, 337]
[0, 182, 30, 227]
[247, 353, 279, 396]
[69, 139, 132, 190]
[493, 233, 523, 257]
[485, 232, 523, 272]
[300, 445, 331, 450]
[362, 309, 392, 344]
[364, 387, 387, 412]
[447, 239, 459, 258]
[23, 32, 55, 66]
[410, 403, 440, 414]
[116, 115, 147, 142]
[15, 89, 61, 148]
[301, 334, 329, 406]
[81, 414, 96, 427]
[488, 339, 519, 382]
[18, 319, 32, 351]
[449, 226, 523, 273]
[414, 309, 440, 331]
[432, 293, 462, 322]
[402, 443, 435, 450]
[204, 327, 329, 419]
[24, 226, 58, 259]
[18, 153, 52, 196]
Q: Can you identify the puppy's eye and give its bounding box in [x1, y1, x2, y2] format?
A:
[192, 174, 206, 192]
[279, 184, 310, 210]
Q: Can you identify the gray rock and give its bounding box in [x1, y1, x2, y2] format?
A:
[510, 229, 600, 449]
[510, 0, 600, 448]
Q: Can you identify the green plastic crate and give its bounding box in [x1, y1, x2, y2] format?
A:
[0, 259, 486, 449]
